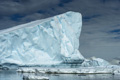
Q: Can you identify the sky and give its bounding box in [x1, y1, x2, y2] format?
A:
[0, 0, 120, 61]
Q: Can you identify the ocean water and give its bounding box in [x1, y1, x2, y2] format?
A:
[0, 70, 120, 80]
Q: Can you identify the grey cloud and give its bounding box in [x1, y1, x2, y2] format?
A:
[0, 0, 60, 16]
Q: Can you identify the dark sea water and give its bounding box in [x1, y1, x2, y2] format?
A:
[0, 70, 120, 80]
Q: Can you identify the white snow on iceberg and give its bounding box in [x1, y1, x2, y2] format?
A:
[0, 11, 84, 66]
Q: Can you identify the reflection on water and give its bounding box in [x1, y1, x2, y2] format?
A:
[0, 70, 22, 80]
[0, 70, 120, 80]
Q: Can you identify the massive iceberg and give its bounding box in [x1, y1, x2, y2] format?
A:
[0, 11, 84, 66]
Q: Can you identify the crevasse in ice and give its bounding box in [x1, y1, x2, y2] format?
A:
[0, 11, 84, 66]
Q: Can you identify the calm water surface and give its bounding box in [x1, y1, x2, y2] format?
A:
[0, 70, 120, 80]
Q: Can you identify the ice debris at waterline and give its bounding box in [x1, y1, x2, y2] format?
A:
[23, 75, 49, 80]
[17, 66, 120, 74]
[0, 11, 84, 66]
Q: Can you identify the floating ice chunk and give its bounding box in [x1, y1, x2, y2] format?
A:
[82, 57, 110, 67]
[111, 57, 120, 65]
[23, 75, 49, 80]
[17, 68, 35, 73]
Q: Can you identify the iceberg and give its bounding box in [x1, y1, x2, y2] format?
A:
[82, 57, 110, 67]
[0, 11, 84, 66]
[111, 57, 120, 65]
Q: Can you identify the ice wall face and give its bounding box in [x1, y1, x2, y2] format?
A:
[0, 11, 84, 65]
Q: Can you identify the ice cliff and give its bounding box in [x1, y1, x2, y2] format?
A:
[0, 11, 84, 66]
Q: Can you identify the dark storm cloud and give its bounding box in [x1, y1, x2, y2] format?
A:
[58, 0, 73, 7]
[83, 14, 101, 22]
[0, 0, 120, 61]
[110, 29, 120, 34]
[0, 0, 59, 16]
[0, 0, 60, 29]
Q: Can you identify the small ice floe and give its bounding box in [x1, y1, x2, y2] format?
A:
[23, 75, 49, 80]
[113, 69, 120, 75]
[17, 68, 35, 73]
